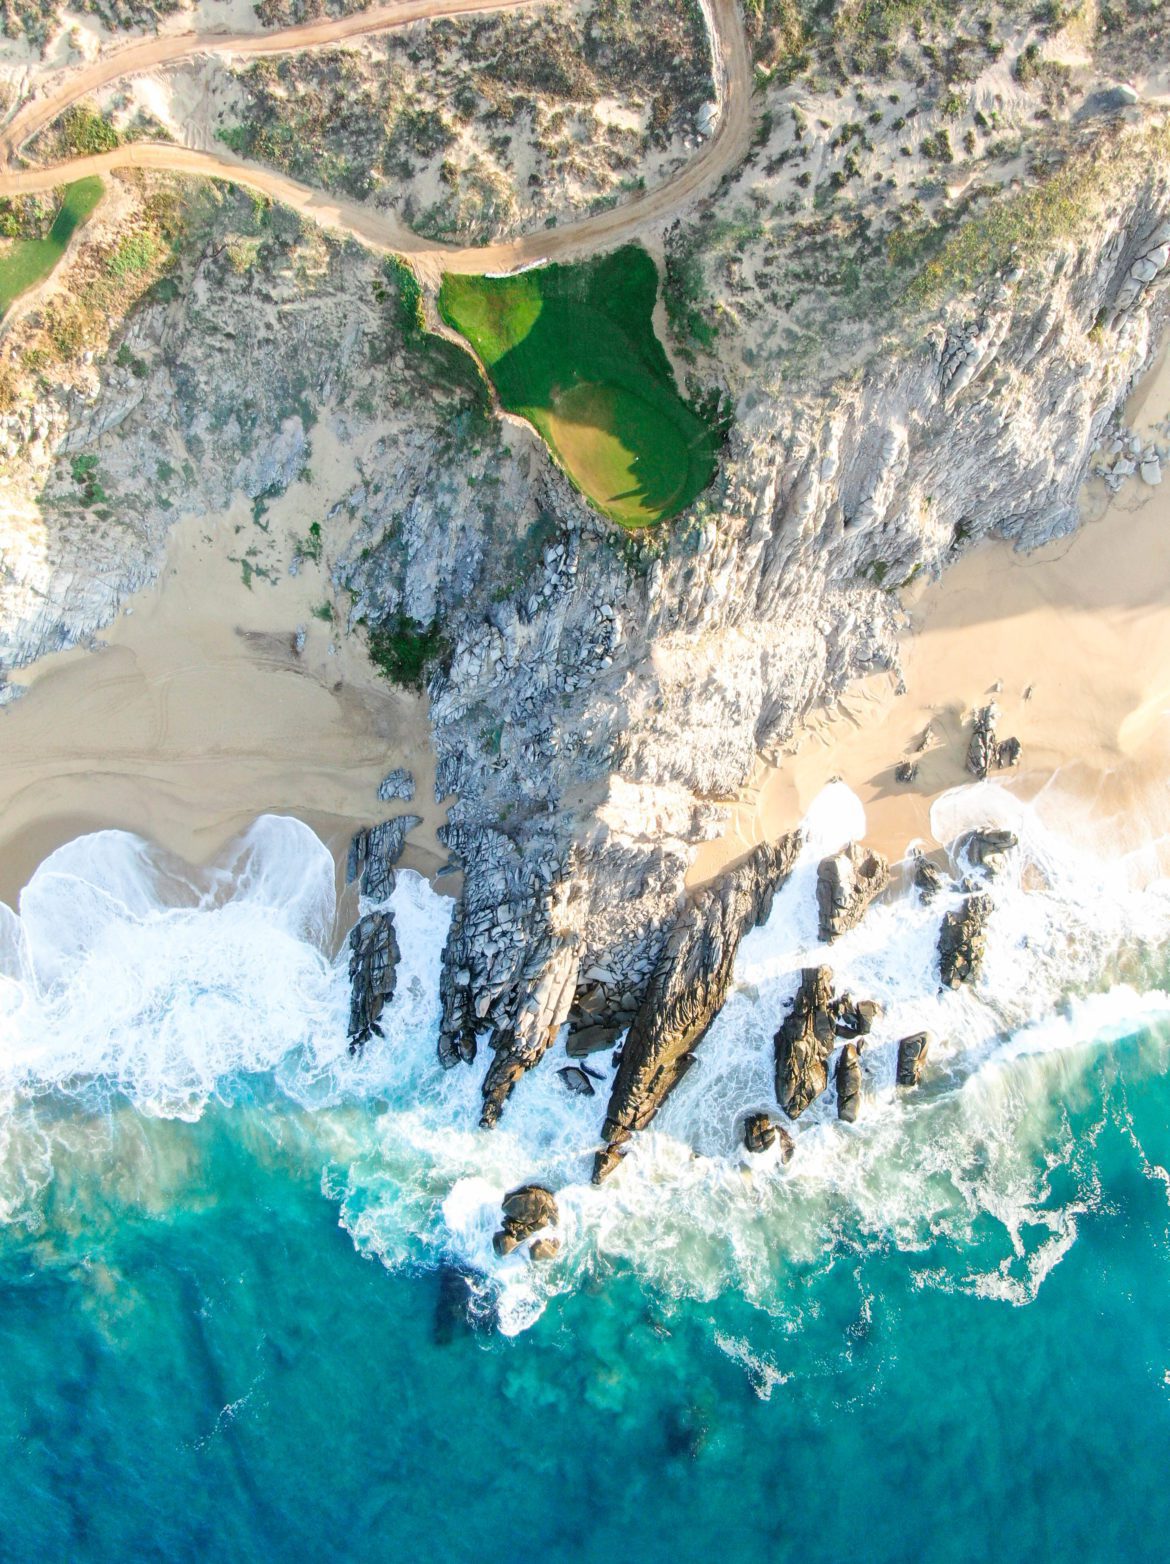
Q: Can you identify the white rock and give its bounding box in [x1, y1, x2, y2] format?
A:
[1141, 457, 1162, 486]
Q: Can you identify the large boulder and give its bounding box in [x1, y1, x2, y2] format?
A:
[896, 1031, 932, 1088]
[816, 842, 890, 941]
[347, 909, 401, 1051]
[835, 1042, 863, 1122]
[939, 893, 993, 988]
[774, 966, 837, 1118]
[492, 1184, 560, 1260]
[742, 1112, 794, 1159]
[966, 704, 1021, 781]
[833, 994, 882, 1039]
[593, 833, 801, 1182]
[957, 828, 1019, 878]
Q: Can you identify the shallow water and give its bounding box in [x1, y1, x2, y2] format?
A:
[2, 789, 1169, 1559]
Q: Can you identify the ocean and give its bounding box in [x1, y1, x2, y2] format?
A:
[2, 785, 1169, 1561]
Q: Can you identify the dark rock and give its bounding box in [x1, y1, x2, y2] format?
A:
[348, 816, 422, 902]
[913, 854, 949, 903]
[816, 842, 890, 941]
[996, 736, 1021, 769]
[347, 909, 400, 1051]
[557, 1065, 596, 1096]
[966, 704, 998, 779]
[895, 760, 918, 783]
[939, 893, 993, 988]
[835, 1041, 862, 1122]
[833, 994, 882, 1039]
[492, 1184, 559, 1259]
[566, 1022, 621, 1056]
[896, 1031, 932, 1087]
[958, 827, 1019, 878]
[774, 965, 837, 1119]
[743, 1112, 776, 1153]
[593, 833, 802, 1182]
[433, 1265, 477, 1345]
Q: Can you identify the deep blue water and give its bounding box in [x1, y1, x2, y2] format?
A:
[2, 1028, 1168, 1564]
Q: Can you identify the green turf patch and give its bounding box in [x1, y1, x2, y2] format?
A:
[438, 245, 719, 528]
[0, 178, 104, 320]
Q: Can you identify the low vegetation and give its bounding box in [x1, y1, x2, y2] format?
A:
[0, 178, 104, 319]
[366, 613, 448, 689]
[438, 246, 720, 528]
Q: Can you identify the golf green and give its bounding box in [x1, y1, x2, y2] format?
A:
[438, 246, 719, 528]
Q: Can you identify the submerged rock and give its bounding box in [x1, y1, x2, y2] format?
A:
[774, 965, 837, 1119]
[938, 893, 993, 988]
[816, 842, 890, 941]
[593, 834, 801, 1182]
[835, 1041, 863, 1122]
[896, 1031, 932, 1088]
[347, 908, 400, 1051]
[492, 1184, 559, 1260]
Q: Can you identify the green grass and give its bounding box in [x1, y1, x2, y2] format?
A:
[438, 246, 719, 528]
[0, 178, 104, 319]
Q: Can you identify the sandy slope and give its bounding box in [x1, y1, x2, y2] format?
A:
[0, 0, 752, 281]
[691, 344, 1170, 884]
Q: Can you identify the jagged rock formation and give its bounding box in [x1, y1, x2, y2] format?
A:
[774, 965, 837, 1119]
[347, 909, 401, 1051]
[816, 843, 890, 941]
[966, 704, 1022, 781]
[939, 894, 993, 989]
[896, 1031, 932, 1088]
[479, 939, 580, 1127]
[958, 828, 1019, 878]
[492, 1184, 559, 1260]
[743, 1112, 793, 1159]
[592, 833, 801, 1182]
[835, 1041, 862, 1123]
[348, 816, 421, 902]
[913, 856, 950, 903]
[377, 768, 415, 803]
[833, 994, 882, 1040]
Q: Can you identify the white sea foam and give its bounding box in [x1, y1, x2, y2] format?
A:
[1, 785, 1169, 1331]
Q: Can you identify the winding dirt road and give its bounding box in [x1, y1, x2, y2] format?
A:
[0, 0, 753, 279]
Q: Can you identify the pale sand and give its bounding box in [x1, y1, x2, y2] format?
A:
[691, 346, 1170, 885]
[0, 430, 448, 913]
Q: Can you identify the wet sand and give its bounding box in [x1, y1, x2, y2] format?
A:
[691, 345, 1170, 883]
[0, 439, 448, 911]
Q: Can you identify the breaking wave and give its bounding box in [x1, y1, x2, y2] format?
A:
[2, 783, 1169, 1334]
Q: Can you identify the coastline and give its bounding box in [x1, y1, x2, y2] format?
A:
[691, 344, 1170, 885]
[0, 435, 448, 912]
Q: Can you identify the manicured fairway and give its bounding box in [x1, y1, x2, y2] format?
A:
[0, 177, 104, 319]
[438, 246, 718, 527]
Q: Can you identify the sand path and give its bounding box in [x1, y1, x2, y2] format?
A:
[0, 0, 753, 282]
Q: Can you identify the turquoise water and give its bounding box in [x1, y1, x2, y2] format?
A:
[1, 1032, 1169, 1562]
[3, 797, 1170, 1560]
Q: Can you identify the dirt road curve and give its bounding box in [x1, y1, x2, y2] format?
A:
[0, 0, 752, 279]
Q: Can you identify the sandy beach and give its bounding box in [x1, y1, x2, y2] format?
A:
[0, 432, 448, 913]
[691, 345, 1170, 885]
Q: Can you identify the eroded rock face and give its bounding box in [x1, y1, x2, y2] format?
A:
[347, 909, 401, 1051]
[480, 940, 580, 1127]
[835, 1041, 862, 1122]
[896, 1031, 932, 1087]
[774, 965, 837, 1119]
[939, 893, 993, 988]
[592, 833, 801, 1182]
[816, 842, 890, 941]
[492, 1184, 559, 1260]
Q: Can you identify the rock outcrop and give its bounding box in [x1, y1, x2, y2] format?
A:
[816, 842, 890, 941]
[774, 965, 837, 1119]
[896, 1031, 932, 1087]
[347, 909, 401, 1050]
[938, 893, 993, 988]
[347, 816, 421, 902]
[592, 833, 801, 1181]
[480, 939, 580, 1126]
[958, 828, 1019, 878]
[743, 1112, 794, 1159]
[492, 1184, 560, 1260]
[966, 705, 1022, 781]
[835, 1041, 863, 1122]
[833, 994, 882, 1039]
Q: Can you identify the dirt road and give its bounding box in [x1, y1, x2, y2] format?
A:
[0, 0, 753, 279]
